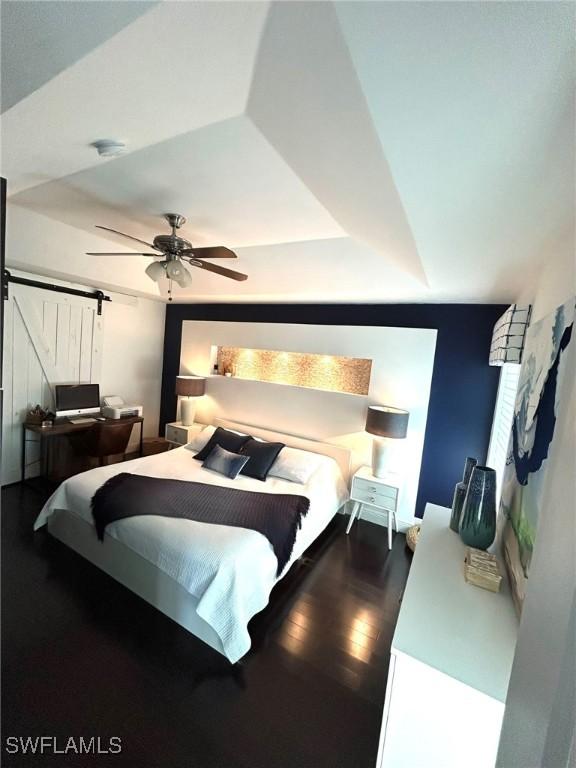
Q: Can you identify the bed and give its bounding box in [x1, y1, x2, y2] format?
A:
[34, 418, 350, 663]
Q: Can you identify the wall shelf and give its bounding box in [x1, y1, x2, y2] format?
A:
[213, 345, 372, 396]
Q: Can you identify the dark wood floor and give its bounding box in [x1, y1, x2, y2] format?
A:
[1, 483, 412, 768]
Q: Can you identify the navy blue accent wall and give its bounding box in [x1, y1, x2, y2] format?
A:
[160, 303, 506, 518]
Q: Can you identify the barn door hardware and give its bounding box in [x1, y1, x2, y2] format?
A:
[2, 270, 111, 315]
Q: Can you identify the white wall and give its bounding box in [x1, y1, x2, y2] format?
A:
[99, 294, 165, 450]
[516, 231, 575, 325]
[497, 239, 576, 767]
[180, 320, 437, 526]
[5, 203, 161, 299]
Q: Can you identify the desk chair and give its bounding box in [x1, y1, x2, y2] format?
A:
[68, 421, 134, 467]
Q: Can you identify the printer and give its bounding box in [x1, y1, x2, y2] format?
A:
[101, 395, 143, 420]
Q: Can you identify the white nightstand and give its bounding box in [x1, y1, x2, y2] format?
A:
[165, 421, 205, 447]
[347, 465, 400, 549]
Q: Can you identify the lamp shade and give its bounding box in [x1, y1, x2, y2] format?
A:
[365, 405, 409, 439]
[175, 376, 206, 397]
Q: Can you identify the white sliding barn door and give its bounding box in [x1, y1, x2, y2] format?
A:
[2, 283, 103, 485]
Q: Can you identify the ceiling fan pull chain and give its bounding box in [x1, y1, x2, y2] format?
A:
[168, 278, 173, 302]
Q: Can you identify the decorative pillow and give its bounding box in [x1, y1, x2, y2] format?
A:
[184, 425, 217, 452]
[239, 438, 285, 481]
[268, 446, 323, 484]
[193, 427, 251, 461]
[202, 444, 250, 479]
[185, 425, 254, 453]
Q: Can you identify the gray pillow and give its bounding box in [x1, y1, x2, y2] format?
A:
[202, 444, 250, 479]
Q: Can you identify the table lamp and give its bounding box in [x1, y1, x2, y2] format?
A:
[175, 376, 206, 426]
[365, 405, 409, 478]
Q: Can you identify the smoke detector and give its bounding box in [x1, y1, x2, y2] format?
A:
[91, 139, 127, 157]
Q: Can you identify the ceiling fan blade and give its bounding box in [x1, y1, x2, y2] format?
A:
[86, 252, 159, 257]
[95, 225, 160, 251]
[188, 259, 248, 282]
[180, 246, 237, 259]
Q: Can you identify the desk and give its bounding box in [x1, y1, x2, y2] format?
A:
[22, 416, 144, 483]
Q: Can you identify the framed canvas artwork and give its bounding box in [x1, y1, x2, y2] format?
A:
[500, 296, 575, 614]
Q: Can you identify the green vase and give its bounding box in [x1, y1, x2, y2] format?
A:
[459, 466, 497, 550]
[449, 482, 467, 532]
[450, 457, 478, 532]
[462, 456, 477, 485]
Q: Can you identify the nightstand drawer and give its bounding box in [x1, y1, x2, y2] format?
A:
[165, 425, 183, 444]
[352, 486, 397, 509]
[165, 423, 202, 445]
[353, 476, 398, 501]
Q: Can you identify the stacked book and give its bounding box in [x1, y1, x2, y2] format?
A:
[464, 547, 502, 593]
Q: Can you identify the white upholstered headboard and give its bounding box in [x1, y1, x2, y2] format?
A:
[214, 417, 352, 483]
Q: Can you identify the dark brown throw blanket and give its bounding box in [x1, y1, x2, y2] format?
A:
[91, 473, 310, 576]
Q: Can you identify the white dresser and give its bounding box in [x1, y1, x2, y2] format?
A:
[376, 503, 518, 768]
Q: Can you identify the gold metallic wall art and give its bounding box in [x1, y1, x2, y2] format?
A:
[216, 346, 372, 395]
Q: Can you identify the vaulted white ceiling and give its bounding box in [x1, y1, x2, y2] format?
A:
[2, 1, 573, 303]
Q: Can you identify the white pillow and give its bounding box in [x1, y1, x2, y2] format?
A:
[184, 424, 216, 452]
[268, 446, 323, 484]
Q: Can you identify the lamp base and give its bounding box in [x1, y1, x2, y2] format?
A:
[372, 438, 394, 478]
[180, 398, 196, 427]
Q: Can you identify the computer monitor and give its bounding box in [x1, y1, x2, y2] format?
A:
[55, 384, 101, 418]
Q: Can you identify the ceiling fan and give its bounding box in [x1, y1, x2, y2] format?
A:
[87, 213, 247, 298]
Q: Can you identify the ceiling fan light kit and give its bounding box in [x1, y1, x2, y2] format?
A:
[145, 261, 165, 282]
[166, 259, 193, 288]
[87, 213, 248, 298]
[165, 260, 184, 280]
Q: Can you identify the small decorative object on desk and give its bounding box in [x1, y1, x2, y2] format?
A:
[25, 404, 47, 425]
[449, 456, 477, 532]
[459, 465, 497, 550]
[464, 547, 502, 592]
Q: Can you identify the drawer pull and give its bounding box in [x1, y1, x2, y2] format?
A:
[369, 496, 376, 503]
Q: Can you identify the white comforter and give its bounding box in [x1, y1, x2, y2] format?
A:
[34, 447, 348, 662]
